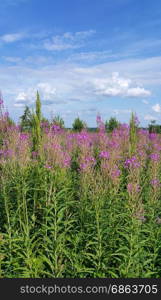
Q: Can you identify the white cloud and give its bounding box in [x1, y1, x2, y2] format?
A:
[43, 30, 95, 51]
[3, 56, 22, 63]
[152, 103, 161, 113]
[16, 91, 28, 101]
[90, 72, 151, 98]
[144, 114, 158, 121]
[15, 83, 57, 107]
[68, 50, 117, 63]
[112, 109, 131, 115]
[0, 33, 25, 43]
[37, 83, 56, 97]
[0, 55, 157, 124]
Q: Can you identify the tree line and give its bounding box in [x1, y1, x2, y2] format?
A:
[1, 92, 161, 133]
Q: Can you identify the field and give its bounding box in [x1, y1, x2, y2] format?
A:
[0, 100, 161, 278]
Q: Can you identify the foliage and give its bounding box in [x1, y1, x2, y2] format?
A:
[148, 120, 161, 133]
[72, 117, 86, 132]
[20, 106, 32, 132]
[105, 117, 119, 132]
[52, 115, 65, 128]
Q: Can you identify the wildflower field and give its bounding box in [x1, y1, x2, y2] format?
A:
[0, 97, 161, 278]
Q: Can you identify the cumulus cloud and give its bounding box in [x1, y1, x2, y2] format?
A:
[15, 83, 57, 107]
[0, 33, 25, 43]
[90, 72, 151, 98]
[43, 30, 95, 51]
[0, 56, 154, 123]
[37, 83, 56, 99]
[152, 103, 161, 113]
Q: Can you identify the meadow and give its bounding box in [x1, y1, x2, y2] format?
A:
[0, 96, 161, 278]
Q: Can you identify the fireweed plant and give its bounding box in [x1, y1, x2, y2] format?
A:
[0, 96, 161, 278]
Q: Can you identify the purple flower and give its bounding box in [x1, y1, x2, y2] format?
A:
[154, 144, 161, 151]
[149, 153, 160, 162]
[32, 151, 38, 158]
[121, 123, 129, 129]
[127, 183, 140, 193]
[44, 164, 52, 169]
[4, 111, 9, 118]
[124, 156, 140, 168]
[80, 155, 96, 171]
[20, 133, 28, 141]
[138, 129, 148, 136]
[96, 115, 105, 132]
[85, 156, 96, 164]
[149, 133, 157, 140]
[111, 168, 121, 178]
[0, 150, 4, 156]
[127, 183, 133, 192]
[150, 179, 160, 187]
[80, 162, 88, 170]
[108, 140, 119, 149]
[52, 143, 61, 150]
[41, 121, 49, 128]
[52, 124, 61, 133]
[99, 151, 110, 159]
[62, 152, 71, 168]
[134, 115, 140, 126]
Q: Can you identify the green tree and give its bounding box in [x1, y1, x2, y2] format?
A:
[72, 117, 86, 132]
[20, 106, 32, 131]
[52, 115, 65, 128]
[105, 117, 119, 132]
[148, 120, 161, 133]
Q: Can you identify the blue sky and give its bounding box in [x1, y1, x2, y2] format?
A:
[0, 0, 161, 127]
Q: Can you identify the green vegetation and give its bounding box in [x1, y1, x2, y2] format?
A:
[20, 106, 33, 132]
[72, 117, 86, 132]
[0, 95, 161, 278]
[52, 115, 65, 128]
[105, 117, 119, 132]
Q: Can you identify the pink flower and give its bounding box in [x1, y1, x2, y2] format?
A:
[80, 155, 96, 171]
[20, 133, 28, 141]
[149, 133, 157, 140]
[32, 151, 38, 158]
[62, 152, 71, 168]
[127, 183, 140, 193]
[149, 153, 160, 162]
[99, 151, 110, 159]
[150, 179, 160, 187]
[111, 168, 121, 178]
[44, 164, 52, 169]
[124, 156, 140, 168]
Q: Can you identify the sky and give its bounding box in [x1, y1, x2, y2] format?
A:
[0, 0, 161, 127]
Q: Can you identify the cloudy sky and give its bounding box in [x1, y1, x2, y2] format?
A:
[0, 0, 161, 127]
